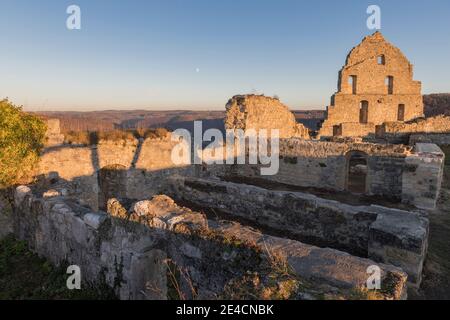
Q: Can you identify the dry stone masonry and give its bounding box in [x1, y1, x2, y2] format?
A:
[225, 95, 310, 139]
[202, 138, 444, 209]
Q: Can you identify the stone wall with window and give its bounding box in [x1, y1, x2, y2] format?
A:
[319, 32, 424, 138]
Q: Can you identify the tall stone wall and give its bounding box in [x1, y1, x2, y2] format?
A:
[225, 95, 310, 139]
[319, 32, 423, 137]
[12, 186, 408, 300]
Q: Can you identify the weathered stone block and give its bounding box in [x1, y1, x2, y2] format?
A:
[84, 212, 108, 230]
[368, 209, 429, 287]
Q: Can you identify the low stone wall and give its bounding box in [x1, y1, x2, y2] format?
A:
[44, 119, 65, 147]
[169, 176, 429, 287]
[12, 186, 408, 300]
[368, 156, 405, 198]
[208, 139, 410, 197]
[202, 140, 443, 209]
[377, 116, 450, 144]
[409, 133, 450, 146]
[0, 190, 14, 239]
[402, 143, 445, 210]
[225, 95, 310, 139]
[383, 116, 450, 134]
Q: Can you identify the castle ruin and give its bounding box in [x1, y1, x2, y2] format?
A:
[225, 94, 310, 139]
[2, 32, 450, 300]
[319, 32, 424, 138]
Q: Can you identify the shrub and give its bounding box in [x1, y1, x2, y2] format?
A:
[96, 130, 135, 142]
[0, 99, 46, 188]
[144, 128, 169, 139]
[64, 130, 139, 145]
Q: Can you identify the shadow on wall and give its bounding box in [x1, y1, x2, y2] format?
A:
[37, 134, 196, 210]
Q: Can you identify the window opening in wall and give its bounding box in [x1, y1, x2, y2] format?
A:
[346, 151, 368, 194]
[359, 101, 369, 124]
[349, 75, 357, 94]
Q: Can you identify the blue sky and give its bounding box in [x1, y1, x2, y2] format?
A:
[0, 0, 449, 111]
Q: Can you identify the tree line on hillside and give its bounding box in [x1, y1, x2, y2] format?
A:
[423, 94, 450, 117]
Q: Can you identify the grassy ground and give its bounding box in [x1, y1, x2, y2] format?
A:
[0, 235, 117, 300]
[411, 146, 450, 299]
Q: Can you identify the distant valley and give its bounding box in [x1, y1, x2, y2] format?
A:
[34, 94, 450, 133]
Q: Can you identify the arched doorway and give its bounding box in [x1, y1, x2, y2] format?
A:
[346, 151, 368, 194]
[98, 164, 128, 210]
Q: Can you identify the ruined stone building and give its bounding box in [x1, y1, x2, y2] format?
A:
[319, 32, 424, 137]
[2, 33, 449, 300]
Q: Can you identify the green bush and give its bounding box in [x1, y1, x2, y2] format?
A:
[0, 99, 46, 188]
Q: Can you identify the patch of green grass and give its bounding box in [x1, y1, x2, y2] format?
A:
[0, 236, 117, 300]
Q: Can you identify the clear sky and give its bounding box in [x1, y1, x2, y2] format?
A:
[1, 0, 449, 111]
